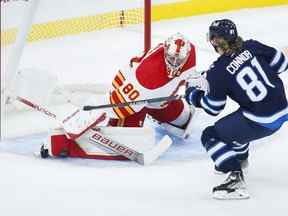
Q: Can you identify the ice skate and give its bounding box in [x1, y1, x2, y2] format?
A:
[212, 170, 250, 200]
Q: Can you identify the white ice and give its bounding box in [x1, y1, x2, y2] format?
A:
[1, 6, 288, 216]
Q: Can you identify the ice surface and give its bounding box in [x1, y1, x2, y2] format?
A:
[1, 6, 288, 216]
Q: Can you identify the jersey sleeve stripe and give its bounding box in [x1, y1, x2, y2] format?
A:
[112, 80, 120, 89]
[204, 95, 226, 107]
[112, 71, 125, 88]
[200, 98, 222, 115]
[269, 50, 282, 66]
[110, 90, 135, 118]
[277, 56, 288, 73]
[269, 51, 288, 74]
[110, 96, 125, 119]
[112, 77, 123, 88]
[117, 70, 126, 81]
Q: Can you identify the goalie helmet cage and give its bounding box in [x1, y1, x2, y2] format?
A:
[0, 0, 151, 139]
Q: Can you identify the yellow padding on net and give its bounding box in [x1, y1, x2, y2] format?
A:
[2, 0, 287, 45]
[1, 8, 143, 46]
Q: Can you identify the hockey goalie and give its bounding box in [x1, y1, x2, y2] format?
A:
[39, 33, 199, 163]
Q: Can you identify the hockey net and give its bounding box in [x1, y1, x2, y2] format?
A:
[1, 0, 151, 139]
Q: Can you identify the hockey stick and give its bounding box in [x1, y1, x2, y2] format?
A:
[83, 94, 184, 111]
[16, 96, 172, 165]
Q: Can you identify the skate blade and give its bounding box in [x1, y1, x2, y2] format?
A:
[213, 189, 250, 200]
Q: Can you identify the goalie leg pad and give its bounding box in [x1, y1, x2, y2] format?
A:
[45, 128, 127, 160]
[154, 101, 195, 139]
[179, 103, 195, 139]
[77, 126, 156, 154]
[44, 126, 159, 161]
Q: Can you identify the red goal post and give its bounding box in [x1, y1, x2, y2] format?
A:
[1, 0, 151, 50]
[1, 0, 152, 93]
[1, 0, 152, 91]
[1, 0, 152, 139]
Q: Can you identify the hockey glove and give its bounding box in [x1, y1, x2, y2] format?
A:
[187, 70, 209, 92]
[185, 86, 204, 108]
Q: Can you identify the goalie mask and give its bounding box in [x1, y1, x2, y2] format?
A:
[164, 33, 191, 78]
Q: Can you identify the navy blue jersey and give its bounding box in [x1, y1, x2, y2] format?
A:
[202, 40, 288, 130]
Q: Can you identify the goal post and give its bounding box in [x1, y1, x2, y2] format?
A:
[1, 0, 151, 49]
[1, 0, 40, 95]
[1, 0, 151, 93]
[144, 0, 151, 52]
[1, 0, 152, 139]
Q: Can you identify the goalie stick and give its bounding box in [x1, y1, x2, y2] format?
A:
[82, 73, 206, 111]
[15, 96, 172, 165]
[83, 94, 184, 111]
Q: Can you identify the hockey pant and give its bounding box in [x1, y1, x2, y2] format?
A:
[201, 109, 278, 173]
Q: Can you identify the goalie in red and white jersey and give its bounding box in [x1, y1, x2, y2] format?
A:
[43, 33, 198, 160]
[107, 33, 196, 132]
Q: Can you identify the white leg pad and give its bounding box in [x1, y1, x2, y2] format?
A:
[159, 105, 196, 139]
[76, 126, 156, 155]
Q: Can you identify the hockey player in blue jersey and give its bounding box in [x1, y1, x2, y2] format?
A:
[185, 19, 288, 200]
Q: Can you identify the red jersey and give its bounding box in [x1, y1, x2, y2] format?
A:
[110, 43, 196, 119]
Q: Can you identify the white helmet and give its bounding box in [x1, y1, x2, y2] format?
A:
[164, 33, 191, 78]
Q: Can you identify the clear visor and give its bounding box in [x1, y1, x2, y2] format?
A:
[166, 55, 185, 67]
[207, 31, 216, 42]
[207, 32, 220, 47]
[165, 53, 186, 68]
[165, 54, 186, 78]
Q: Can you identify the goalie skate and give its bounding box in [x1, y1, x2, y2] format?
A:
[212, 171, 250, 200]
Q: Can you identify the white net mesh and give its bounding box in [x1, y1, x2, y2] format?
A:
[1, 0, 150, 139]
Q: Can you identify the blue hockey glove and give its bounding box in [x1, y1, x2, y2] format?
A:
[185, 86, 204, 107]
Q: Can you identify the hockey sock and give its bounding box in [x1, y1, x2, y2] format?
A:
[205, 139, 241, 173]
[201, 126, 241, 173]
[232, 142, 249, 161]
